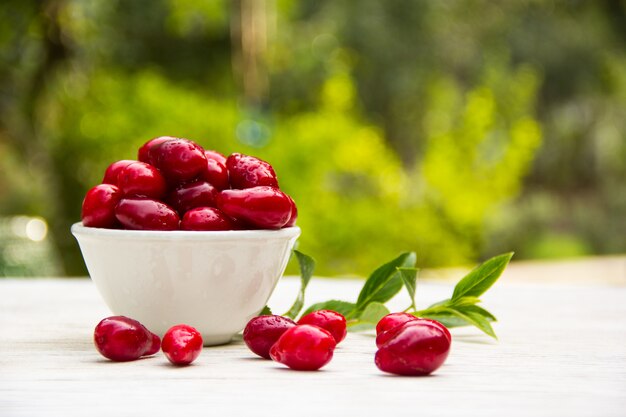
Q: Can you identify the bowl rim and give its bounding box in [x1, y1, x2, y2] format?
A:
[71, 222, 301, 241]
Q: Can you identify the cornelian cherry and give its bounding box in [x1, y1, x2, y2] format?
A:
[375, 320, 451, 376]
[202, 158, 229, 190]
[217, 186, 292, 229]
[161, 324, 203, 365]
[181, 207, 235, 231]
[102, 160, 135, 186]
[93, 316, 160, 362]
[138, 136, 175, 165]
[167, 181, 217, 215]
[297, 310, 347, 344]
[376, 312, 418, 335]
[81, 184, 122, 228]
[117, 161, 167, 199]
[226, 153, 278, 189]
[149, 138, 207, 183]
[115, 198, 180, 230]
[243, 315, 296, 359]
[270, 324, 336, 371]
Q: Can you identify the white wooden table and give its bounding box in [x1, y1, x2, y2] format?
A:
[1, 264, 626, 417]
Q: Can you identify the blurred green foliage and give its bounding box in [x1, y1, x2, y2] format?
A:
[0, 0, 624, 276]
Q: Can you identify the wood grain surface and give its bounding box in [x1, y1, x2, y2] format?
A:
[1, 273, 625, 417]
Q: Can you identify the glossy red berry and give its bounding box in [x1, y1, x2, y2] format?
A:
[102, 160, 135, 186]
[270, 324, 336, 371]
[144, 332, 162, 356]
[81, 184, 123, 228]
[375, 320, 451, 376]
[167, 181, 217, 215]
[204, 150, 227, 165]
[243, 315, 297, 359]
[93, 316, 157, 361]
[226, 153, 278, 189]
[117, 161, 167, 199]
[181, 207, 235, 231]
[149, 138, 207, 183]
[376, 317, 450, 348]
[376, 312, 418, 335]
[297, 310, 347, 344]
[115, 198, 180, 230]
[161, 324, 203, 365]
[217, 186, 292, 229]
[138, 136, 175, 165]
[285, 195, 298, 227]
[202, 157, 229, 190]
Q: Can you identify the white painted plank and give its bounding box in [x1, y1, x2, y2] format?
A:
[0, 277, 625, 417]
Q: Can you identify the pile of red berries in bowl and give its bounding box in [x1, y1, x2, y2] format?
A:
[81, 136, 297, 231]
[72, 137, 300, 345]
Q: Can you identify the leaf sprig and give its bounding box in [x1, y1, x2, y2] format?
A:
[277, 251, 513, 339]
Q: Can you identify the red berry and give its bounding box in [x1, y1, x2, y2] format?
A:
[102, 160, 135, 186]
[161, 324, 203, 365]
[376, 312, 418, 335]
[376, 317, 450, 348]
[149, 138, 207, 183]
[202, 156, 229, 190]
[285, 194, 298, 227]
[167, 181, 217, 215]
[93, 316, 156, 361]
[204, 150, 227, 165]
[375, 321, 451, 376]
[81, 184, 123, 228]
[297, 310, 346, 344]
[115, 198, 180, 230]
[117, 161, 167, 199]
[226, 153, 278, 189]
[144, 332, 162, 356]
[138, 136, 176, 165]
[181, 207, 235, 231]
[243, 315, 296, 359]
[270, 324, 336, 371]
[217, 186, 292, 229]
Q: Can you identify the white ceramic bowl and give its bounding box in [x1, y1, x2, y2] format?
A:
[71, 223, 300, 345]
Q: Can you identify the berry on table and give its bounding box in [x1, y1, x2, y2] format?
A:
[375, 320, 451, 376]
[243, 315, 297, 359]
[161, 324, 203, 365]
[93, 316, 159, 362]
[269, 324, 336, 371]
[297, 310, 347, 344]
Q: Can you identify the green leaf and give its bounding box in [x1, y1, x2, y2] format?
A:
[418, 313, 469, 328]
[358, 302, 390, 324]
[451, 296, 481, 307]
[356, 252, 416, 311]
[443, 307, 498, 339]
[301, 300, 357, 318]
[462, 305, 497, 322]
[397, 267, 419, 308]
[451, 252, 513, 302]
[283, 250, 316, 319]
[259, 305, 272, 316]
